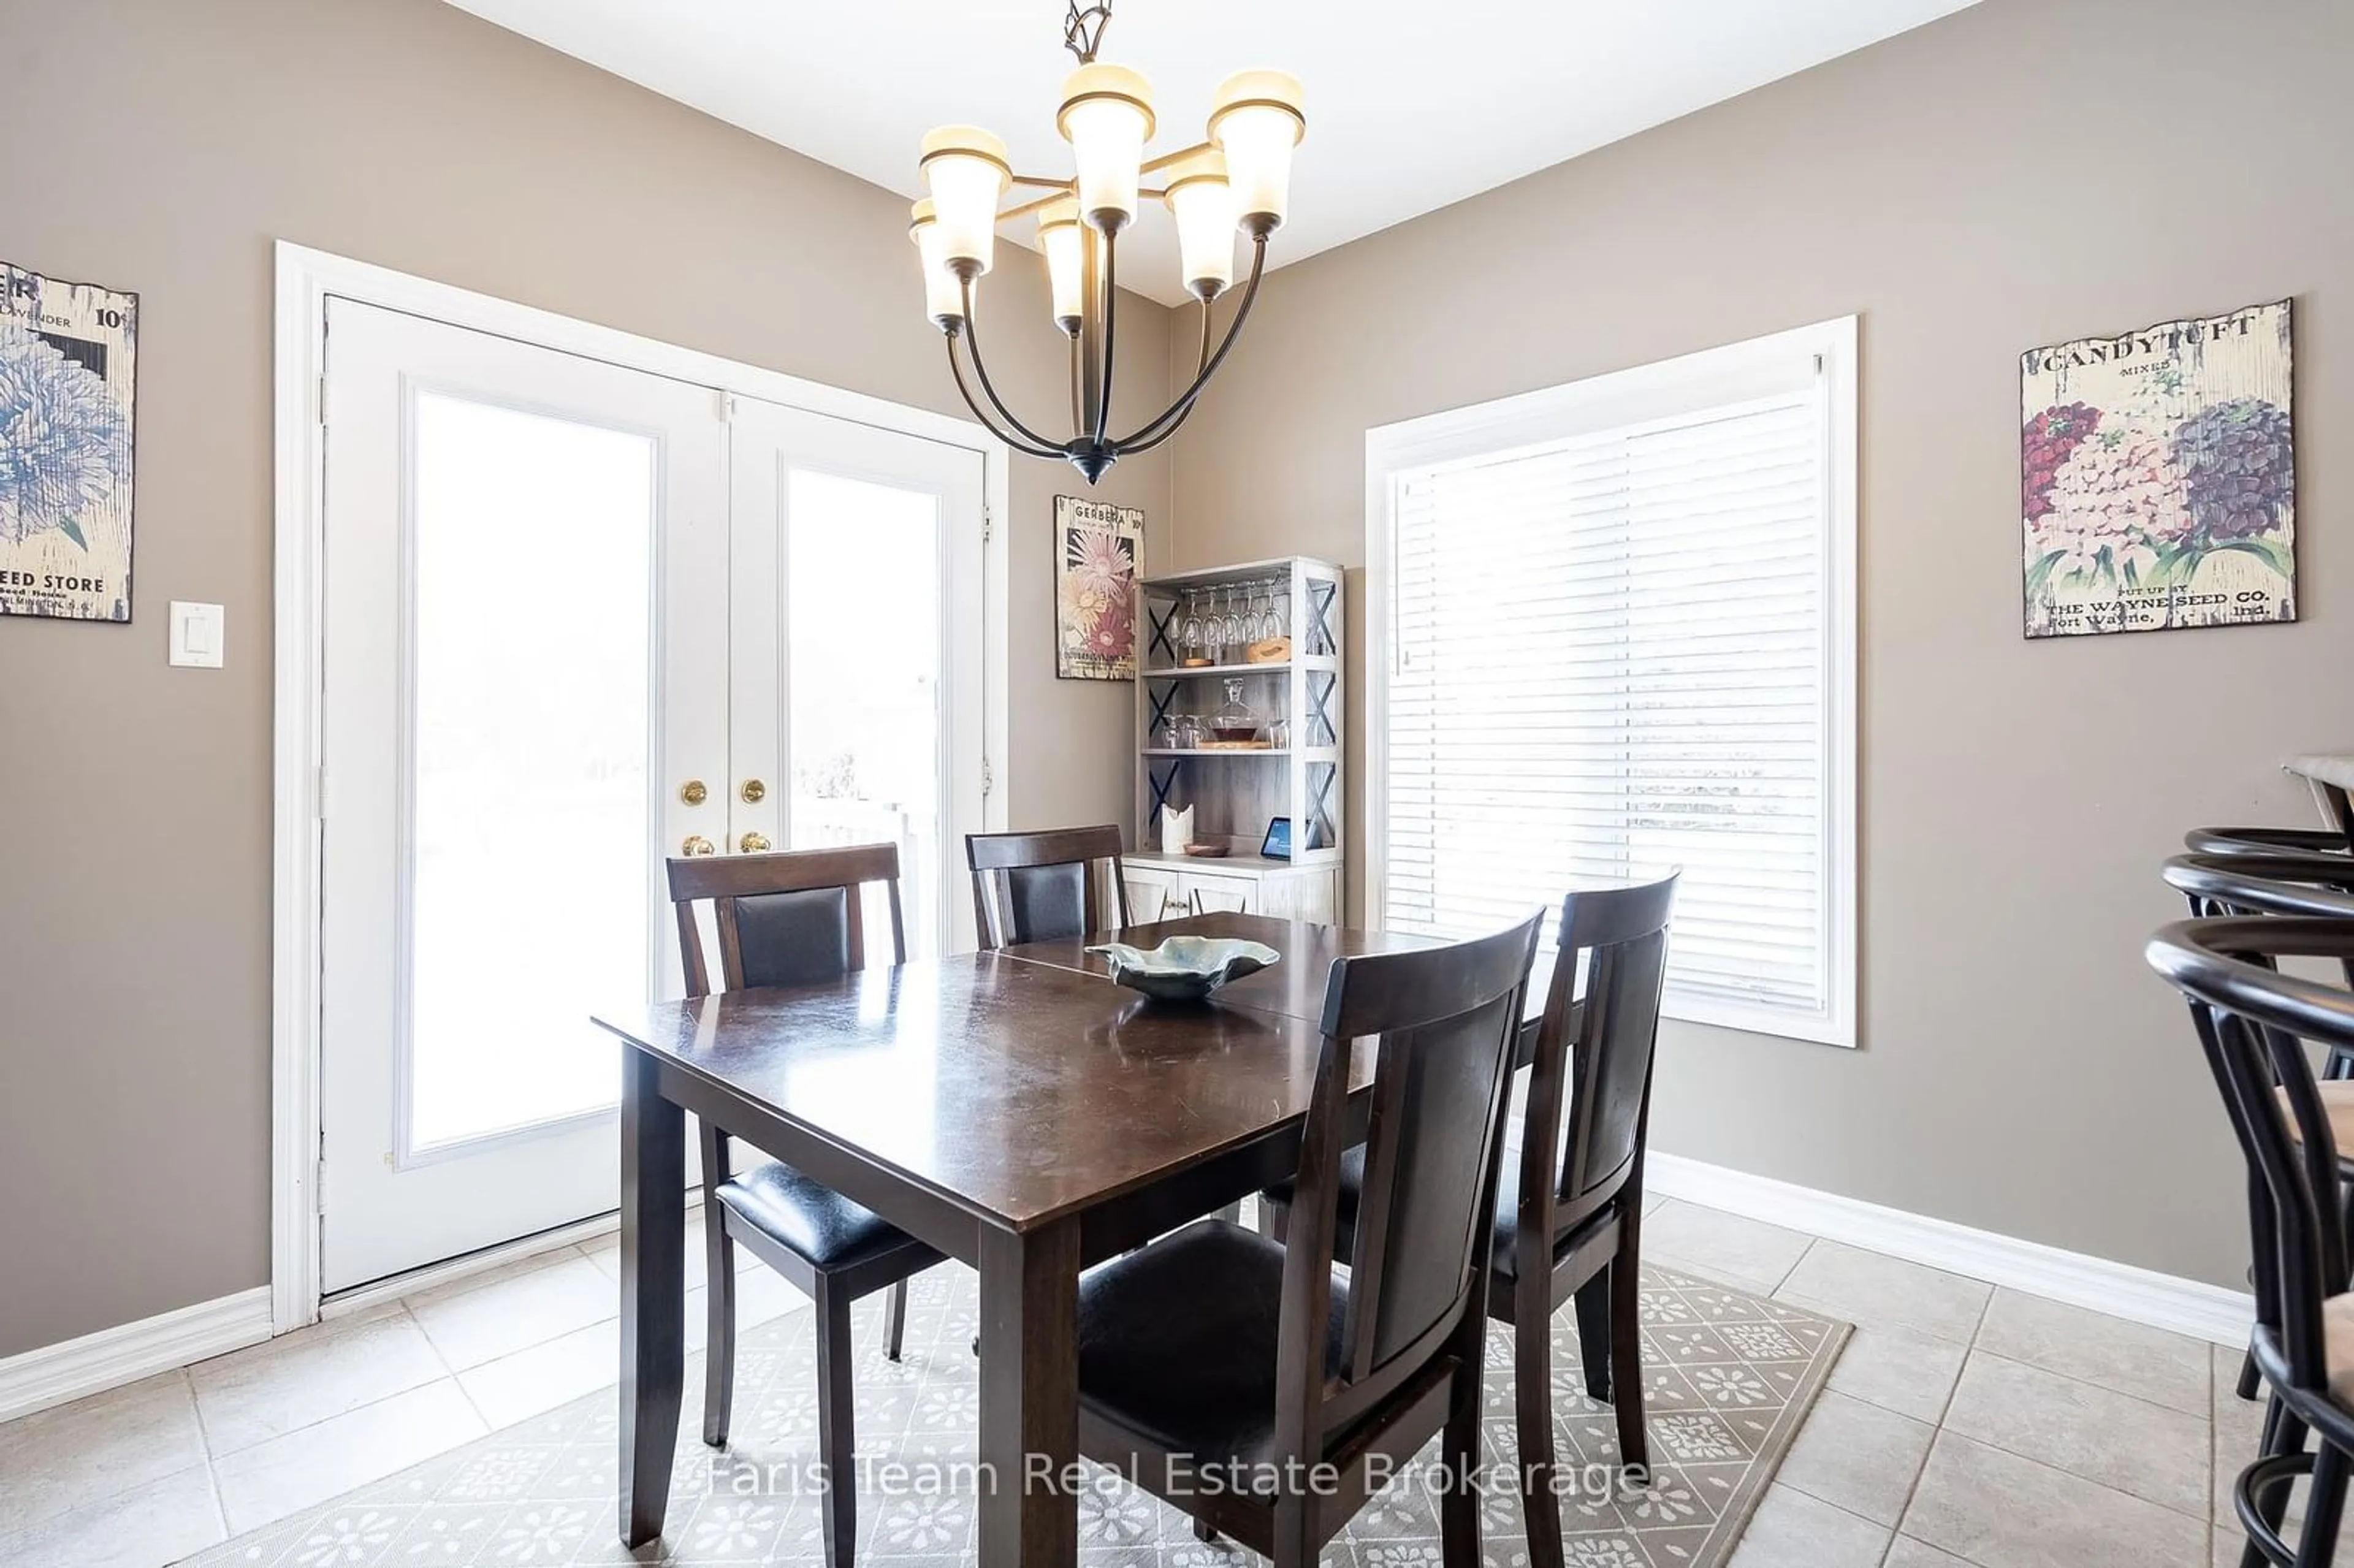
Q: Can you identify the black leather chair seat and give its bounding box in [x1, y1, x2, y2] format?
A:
[715, 1160, 923, 1271]
[1076, 1219, 1348, 1474]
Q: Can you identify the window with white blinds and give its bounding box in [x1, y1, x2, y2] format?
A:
[1369, 320, 1856, 1046]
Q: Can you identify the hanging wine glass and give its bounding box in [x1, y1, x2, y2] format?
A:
[1221, 584, 1247, 657]
[1202, 589, 1225, 664]
[1179, 589, 1207, 666]
[1257, 578, 1284, 643]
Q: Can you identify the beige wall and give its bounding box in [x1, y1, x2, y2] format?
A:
[1164, 0, 2351, 1288]
[0, 0, 1173, 1357]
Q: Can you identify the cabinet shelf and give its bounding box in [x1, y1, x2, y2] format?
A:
[1143, 747, 1292, 758]
[1143, 661, 1291, 679]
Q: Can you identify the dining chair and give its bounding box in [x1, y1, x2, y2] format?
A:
[2187, 826, 2352, 858]
[1070, 910, 1545, 1567]
[965, 824, 1132, 948]
[2167, 851, 2354, 1068]
[666, 843, 948, 1568]
[2149, 915, 2354, 1568]
[1259, 873, 1679, 1568]
[2168, 853, 2354, 1409]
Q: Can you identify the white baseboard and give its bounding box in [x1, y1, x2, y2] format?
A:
[0, 1286, 273, 1425]
[1645, 1152, 2255, 1347]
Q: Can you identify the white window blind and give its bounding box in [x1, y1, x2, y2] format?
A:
[1377, 332, 1854, 1046]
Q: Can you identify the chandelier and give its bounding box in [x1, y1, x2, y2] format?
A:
[910, 2, 1305, 484]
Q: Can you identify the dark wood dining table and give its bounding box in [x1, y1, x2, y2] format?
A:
[590, 911, 1543, 1564]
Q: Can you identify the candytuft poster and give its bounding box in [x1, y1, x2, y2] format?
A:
[2021, 299, 2293, 638]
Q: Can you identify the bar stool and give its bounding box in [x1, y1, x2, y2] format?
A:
[2150, 915, 2354, 1568]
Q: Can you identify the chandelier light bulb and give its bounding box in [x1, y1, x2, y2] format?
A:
[1057, 63, 1156, 233]
[1209, 70, 1305, 235]
[918, 125, 1011, 275]
[1037, 199, 1086, 334]
[1162, 150, 1238, 301]
[907, 200, 966, 328]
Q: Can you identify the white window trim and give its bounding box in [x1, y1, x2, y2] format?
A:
[1364, 315, 1859, 1048]
[270, 242, 1012, 1334]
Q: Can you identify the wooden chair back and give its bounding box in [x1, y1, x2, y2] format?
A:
[2150, 916, 2354, 1407]
[1278, 911, 1544, 1447]
[665, 843, 906, 997]
[1520, 874, 1680, 1257]
[965, 826, 1130, 950]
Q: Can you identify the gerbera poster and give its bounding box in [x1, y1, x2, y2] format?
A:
[0, 261, 138, 622]
[2021, 299, 2293, 639]
[1054, 494, 1141, 680]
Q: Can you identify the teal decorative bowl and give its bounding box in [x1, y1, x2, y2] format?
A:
[1086, 935, 1281, 1002]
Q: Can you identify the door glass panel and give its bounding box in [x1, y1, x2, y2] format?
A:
[406, 392, 654, 1153]
[785, 470, 946, 954]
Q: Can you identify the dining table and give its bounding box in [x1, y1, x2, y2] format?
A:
[590, 910, 1549, 1565]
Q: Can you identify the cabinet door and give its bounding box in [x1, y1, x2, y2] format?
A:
[1124, 867, 1180, 926]
[1287, 870, 1339, 925]
[1181, 871, 1254, 915]
[1258, 877, 1296, 920]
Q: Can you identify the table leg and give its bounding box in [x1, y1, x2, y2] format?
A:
[977, 1216, 1082, 1567]
[619, 1048, 686, 1547]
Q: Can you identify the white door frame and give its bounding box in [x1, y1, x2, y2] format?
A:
[270, 241, 1010, 1333]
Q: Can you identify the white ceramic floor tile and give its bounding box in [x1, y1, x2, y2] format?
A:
[457, 1318, 621, 1429]
[398, 1240, 584, 1312]
[1902, 1431, 2208, 1568]
[1942, 1351, 2209, 1518]
[189, 1304, 449, 1456]
[406, 1252, 618, 1371]
[0, 1460, 222, 1568]
[1643, 1200, 1817, 1294]
[2212, 1341, 2267, 1519]
[1884, 1536, 1978, 1568]
[0, 1371, 210, 1538]
[734, 1263, 812, 1329]
[212, 1380, 487, 1534]
[1776, 1242, 1992, 1344]
[1974, 1288, 2211, 1416]
[1725, 1483, 1892, 1568]
[1772, 1389, 1935, 1526]
[1825, 1321, 1970, 1423]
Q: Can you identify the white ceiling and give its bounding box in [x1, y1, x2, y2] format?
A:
[444, 0, 1980, 305]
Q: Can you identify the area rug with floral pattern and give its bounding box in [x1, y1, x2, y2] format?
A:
[182, 1260, 1847, 1567]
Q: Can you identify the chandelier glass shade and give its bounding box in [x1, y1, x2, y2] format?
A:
[912, 2, 1303, 484]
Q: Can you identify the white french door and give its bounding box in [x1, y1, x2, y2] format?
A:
[317, 302, 988, 1293]
[726, 400, 989, 956]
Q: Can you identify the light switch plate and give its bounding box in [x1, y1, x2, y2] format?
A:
[169, 601, 225, 668]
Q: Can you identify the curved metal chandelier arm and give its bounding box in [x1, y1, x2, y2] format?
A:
[1092, 229, 1119, 446]
[945, 331, 1064, 460]
[958, 279, 1066, 454]
[1113, 234, 1269, 451]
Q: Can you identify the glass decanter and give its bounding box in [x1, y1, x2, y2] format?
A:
[1209, 679, 1260, 745]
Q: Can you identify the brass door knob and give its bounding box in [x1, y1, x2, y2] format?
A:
[679, 780, 708, 806]
[740, 779, 767, 804]
[680, 834, 716, 856]
[739, 832, 772, 853]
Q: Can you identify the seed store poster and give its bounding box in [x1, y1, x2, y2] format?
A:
[1054, 494, 1142, 680]
[2021, 299, 2293, 638]
[0, 261, 139, 622]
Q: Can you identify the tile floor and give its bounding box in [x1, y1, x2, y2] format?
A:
[0, 1197, 2284, 1568]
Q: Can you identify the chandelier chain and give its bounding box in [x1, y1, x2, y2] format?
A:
[1063, 2, 1113, 64]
